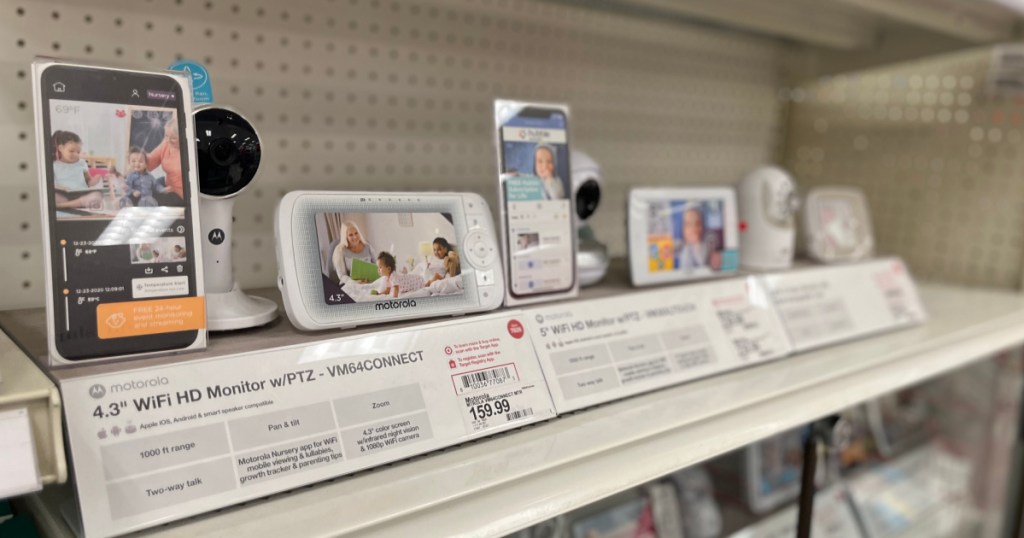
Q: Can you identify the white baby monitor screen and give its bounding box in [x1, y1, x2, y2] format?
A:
[314, 212, 464, 305]
[629, 188, 739, 286]
[645, 199, 737, 273]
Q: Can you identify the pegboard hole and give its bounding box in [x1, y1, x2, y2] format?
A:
[21, 251, 29, 260]
[22, 281, 30, 289]
[19, 192, 28, 201]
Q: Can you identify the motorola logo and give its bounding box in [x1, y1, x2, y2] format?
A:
[374, 299, 417, 310]
[208, 228, 225, 245]
[89, 384, 106, 399]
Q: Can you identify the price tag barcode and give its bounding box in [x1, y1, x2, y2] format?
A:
[506, 408, 534, 422]
[453, 364, 519, 394]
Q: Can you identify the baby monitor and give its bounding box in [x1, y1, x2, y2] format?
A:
[737, 166, 799, 270]
[275, 191, 504, 331]
[628, 187, 740, 287]
[194, 105, 278, 330]
[571, 150, 610, 287]
[801, 186, 875, 263]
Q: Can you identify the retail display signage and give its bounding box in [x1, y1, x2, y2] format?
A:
[758, 258, 926, 352]
[526, 277, 792, 413]
[59, 312, 555, 537]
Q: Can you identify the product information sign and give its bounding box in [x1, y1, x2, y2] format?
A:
[526, 277, 793, 413]
[61, 312, 555, 537]
[759, 258, 926, 352]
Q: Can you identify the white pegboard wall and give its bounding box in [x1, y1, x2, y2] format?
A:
[0, 0, 784, 308]
[784, 46, 1024, 289]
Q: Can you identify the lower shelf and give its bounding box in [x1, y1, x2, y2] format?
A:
[20, 283, 1024, 538]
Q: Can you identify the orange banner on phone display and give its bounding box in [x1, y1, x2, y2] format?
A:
[96, 297, 206, 339]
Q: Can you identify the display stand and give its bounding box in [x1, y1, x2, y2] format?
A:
[0, 259, 937, 537]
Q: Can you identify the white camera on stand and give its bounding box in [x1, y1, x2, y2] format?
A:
[194, 105, 278, 331]
[571, 150, 610, 287]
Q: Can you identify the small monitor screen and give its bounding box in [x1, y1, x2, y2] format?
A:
[314, 211, 465, 305]
[643, 199, 738, 275]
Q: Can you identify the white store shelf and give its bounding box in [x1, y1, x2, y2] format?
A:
[14, 281, 1024, 538]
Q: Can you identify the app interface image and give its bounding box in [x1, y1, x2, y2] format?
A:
[315, 212, 465, 304]
[645, 199, 738, 274]
[500, 113, 574, 296]
[44, 88, 199, 357]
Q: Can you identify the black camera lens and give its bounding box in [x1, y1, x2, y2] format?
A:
[575, 178, 601, 220]
[194, 107, 261, 196]
[209, 139, 237, 166]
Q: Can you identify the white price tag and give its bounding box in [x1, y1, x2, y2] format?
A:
[760, 258, 926, 352]
[527, 277, 792, 413]
[59, 313, 554, 538]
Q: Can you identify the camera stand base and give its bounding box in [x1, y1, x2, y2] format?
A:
[207, 283, 278, 331]
[578, 236, 610, 288]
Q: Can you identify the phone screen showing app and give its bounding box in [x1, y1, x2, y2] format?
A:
[498, 106, 575, 297]
[38, 65, 201, 360]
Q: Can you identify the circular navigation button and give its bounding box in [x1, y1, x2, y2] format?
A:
[463, 231, 497, 267]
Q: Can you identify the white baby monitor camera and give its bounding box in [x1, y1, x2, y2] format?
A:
[737, 166, 799, 270]
[571, 150, 610, 287]
[194, 105, 278, 330]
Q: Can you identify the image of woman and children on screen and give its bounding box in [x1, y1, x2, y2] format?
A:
[49, 101, 185, 220]
[316, 212, 465, 303]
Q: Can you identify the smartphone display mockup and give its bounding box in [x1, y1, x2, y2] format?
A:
[32, 59, 206, 364]
[494, 100, 579, 306]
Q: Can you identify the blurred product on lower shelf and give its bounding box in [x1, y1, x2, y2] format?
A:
[846, 444, 972, 538]
[919, 348, 1024, 536]
[668, 466, 723, 538]
[726, 486, 861, 538]
[515, 483, 685, 538]
[864, 386, 932, 458]
[708, 426, 830, 516]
